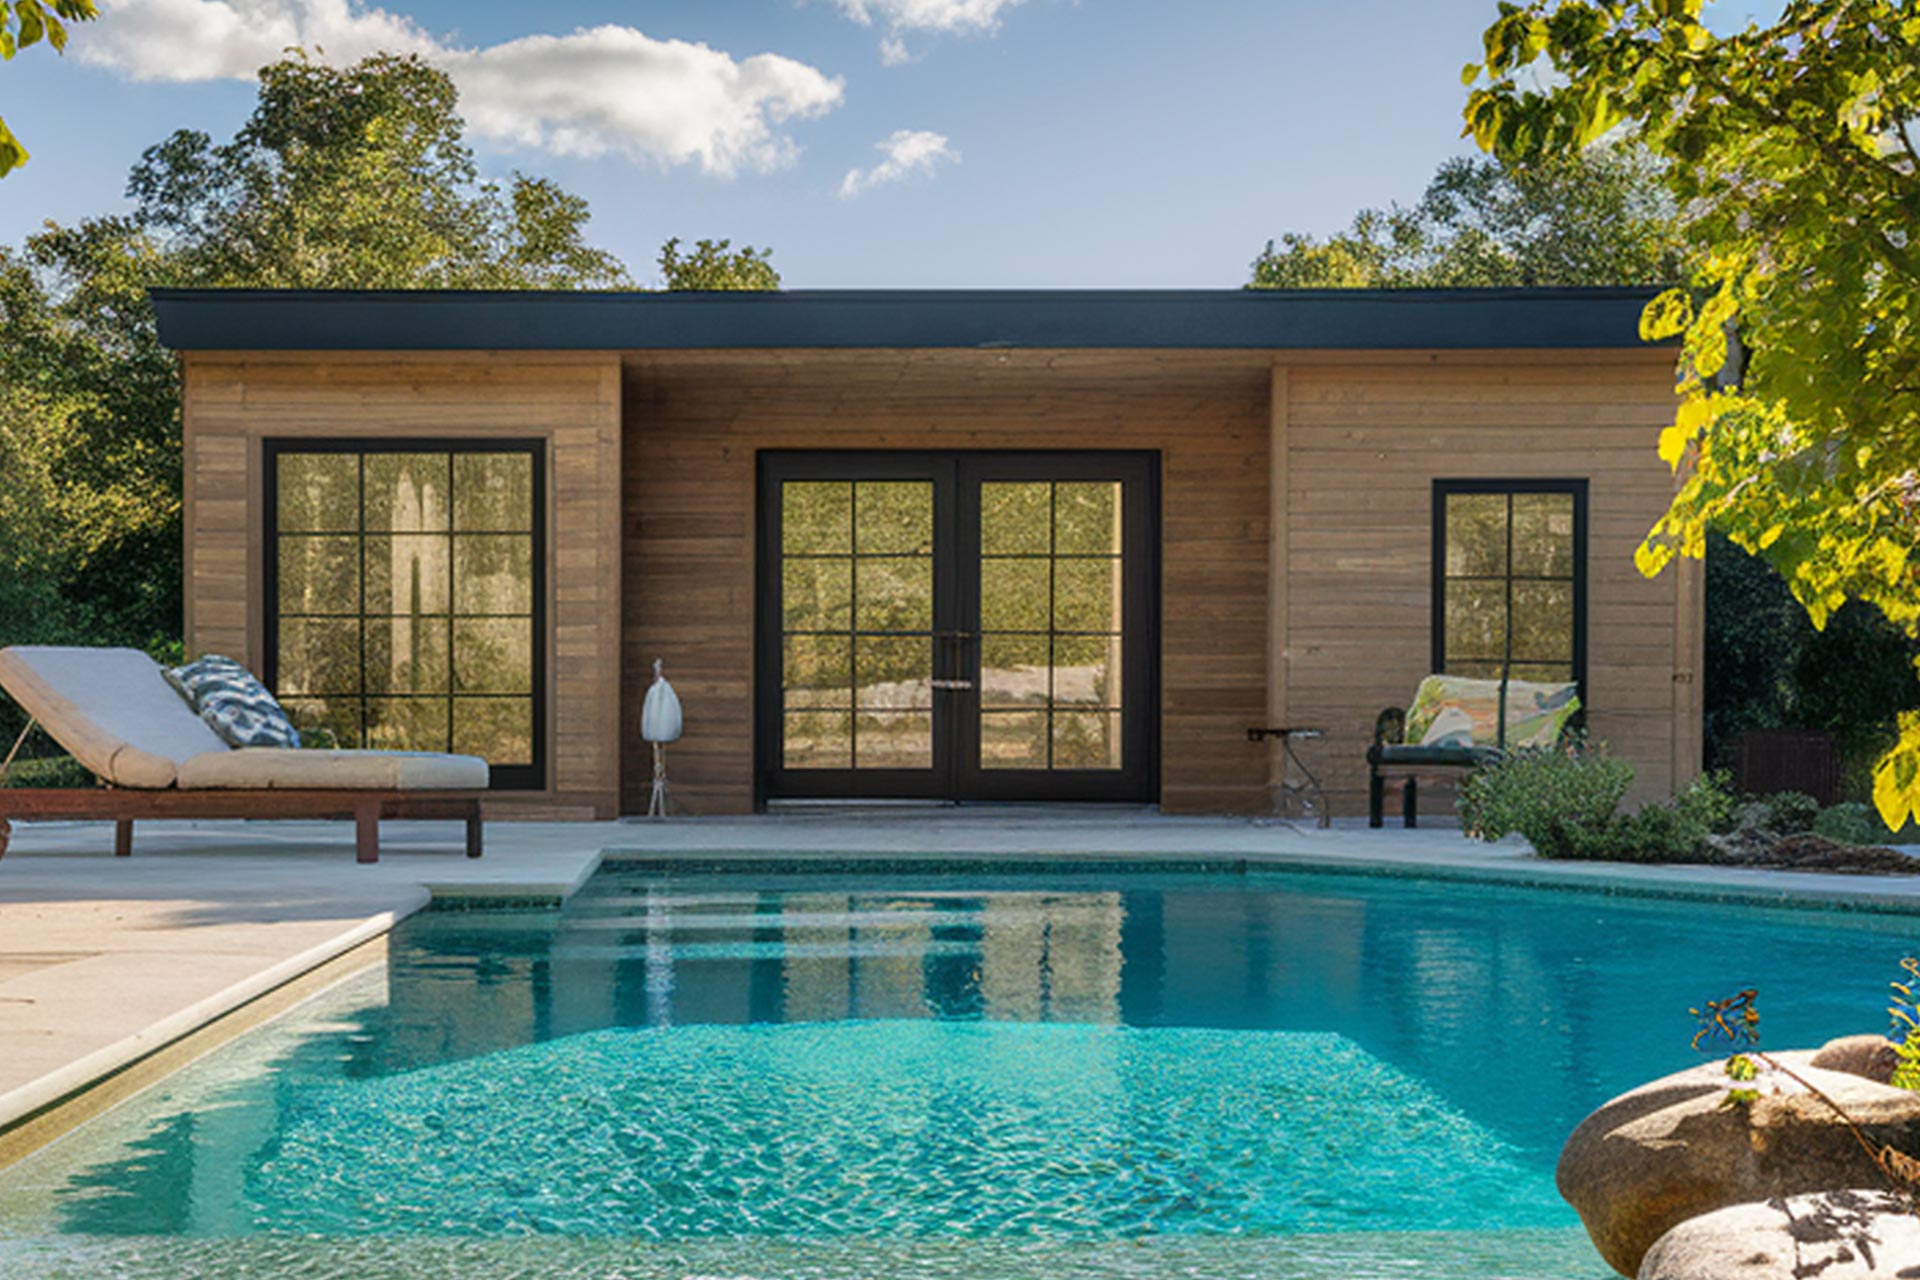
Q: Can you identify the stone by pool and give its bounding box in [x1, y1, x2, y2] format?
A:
[1, 861, 1914, 1278]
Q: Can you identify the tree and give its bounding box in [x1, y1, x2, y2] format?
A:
[1250, 148, 1685, 289]
[1463, 1, 1920, 826]
[659, 237, 781, 290]
[127, 52, 630, 290]
[0, 0, 97, 176]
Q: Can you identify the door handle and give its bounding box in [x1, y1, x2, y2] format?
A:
[930, 678, 974, 691]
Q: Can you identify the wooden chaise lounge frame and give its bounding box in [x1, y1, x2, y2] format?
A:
[0, 645, 486, 865]
[0, 749, 483, 865]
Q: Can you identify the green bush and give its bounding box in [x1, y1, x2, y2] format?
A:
[0, 756, 94, 789]
[1815, 801, 1886, 847]
[1458, 739, 1635, 858]
[1610, 802, 1711, 862]
[1762, 790, 1820, 835]
[1675, 770, 1740, 835]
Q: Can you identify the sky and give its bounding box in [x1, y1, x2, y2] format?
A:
[0, 0, 1769, 288]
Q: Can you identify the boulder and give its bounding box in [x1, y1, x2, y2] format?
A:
[1811, 1036, 1902, 1086]
[1557, 1048, 1920, 1276]
[1639, 1189, 1920, 1279]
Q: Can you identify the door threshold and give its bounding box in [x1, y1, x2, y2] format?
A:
[765, 798, 960, 812]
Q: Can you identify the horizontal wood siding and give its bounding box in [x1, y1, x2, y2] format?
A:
[180, 352, 624, 818]
[1276, 352, 1699, 816]
[622, 349, 1274, 816]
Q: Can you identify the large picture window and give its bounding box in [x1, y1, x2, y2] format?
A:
[1433, 479, 1587, 688]
[266, 440, 545, 789]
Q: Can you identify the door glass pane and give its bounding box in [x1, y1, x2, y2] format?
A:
[855, 482, 933, 554]
[854, 557, 932, 632]
[1053, 557, 1120, 633]
[980, 483, 1049, 555]
[1053, 483, 1121, 555]
[1051, 634, 1119, 707]
[364, 535, 451, 616]
[454, 454, 533, 532]
[856, 712, 933, 769]
[781, 478, 933, 772]
[977, 481, 1126, 773]
[981, 634, 1048, 707]
[785, 710, 852, 769]
[279, 537, 360, 615]
[783, 483, 852, 554]
[981, 711, 1048, 770]
[979, 559, 1049, 631]
[364, 617, 450, 695]
[856, 636, 932, 708]
[1053, 711, 1122, 770]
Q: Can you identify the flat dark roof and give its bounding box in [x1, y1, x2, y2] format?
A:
[149, 287, 1665, 352]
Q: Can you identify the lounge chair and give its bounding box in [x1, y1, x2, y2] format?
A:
[1367, 674, 1582, 828]
[0, 647, 487, 864]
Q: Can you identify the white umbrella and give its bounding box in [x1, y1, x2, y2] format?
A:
[642, 659, 682, 817]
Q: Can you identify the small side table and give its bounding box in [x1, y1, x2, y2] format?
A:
[1246, 726, 1331, 827]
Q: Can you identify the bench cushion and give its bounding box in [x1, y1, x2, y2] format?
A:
[176, 748, 489, 791]
[0, 646, 228, 788]
[1404, 675, 1581, 749]
[1374, 744, 1499, 769]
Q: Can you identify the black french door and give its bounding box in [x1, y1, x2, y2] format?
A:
[756, 452, 1158, 803]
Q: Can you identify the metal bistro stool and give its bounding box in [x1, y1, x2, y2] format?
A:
[1247, 726, 1331, 828]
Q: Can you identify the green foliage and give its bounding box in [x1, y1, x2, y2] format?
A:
[0, 755, 93, 788]
[1890, 959, 1920, 1091]
[1676, 769, 1740, 835]
[1705, 534, 1920, 792]
[1762, 791, 1820, 837]
[0, 1, 98, 176]
[1457, 737, 1636, 856]
[1249, 148, 1684, 289]
[127, 52, 630, 290]
[1463, 1, 1920, 830]
[1815, 802, 1887, 847]
[658, 237, 781, 291]
[1610, 800, 1711, 862]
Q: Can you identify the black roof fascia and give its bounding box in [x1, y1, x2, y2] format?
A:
[149, 287, 1664, 352]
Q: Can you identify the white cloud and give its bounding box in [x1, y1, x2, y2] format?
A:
[834, 0, 1027, 62]
[838, 128, 957, 199]
[80, 0, 845, 175]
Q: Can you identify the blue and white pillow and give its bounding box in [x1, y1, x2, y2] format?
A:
[165, 655, 302, 750]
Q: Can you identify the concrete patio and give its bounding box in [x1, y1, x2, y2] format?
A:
[5, 807, 1920, 1159]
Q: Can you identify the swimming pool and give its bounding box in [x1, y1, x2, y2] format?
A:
[1, 860, 1914, 1278]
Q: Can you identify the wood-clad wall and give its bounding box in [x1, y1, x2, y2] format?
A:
[621, 349, 1274, 815]
[180, 352, 624, 818]
[1270, 350, 1702, 816]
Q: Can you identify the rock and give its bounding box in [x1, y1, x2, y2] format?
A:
[1811, 1035, 1903, 1086]
[1557, 1051, 1920, 1276]
[1638, 1189, 1920, 1279]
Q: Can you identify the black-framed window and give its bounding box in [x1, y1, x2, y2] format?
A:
[1432, 479, 1587, 689]
[265, 439, 547, 790]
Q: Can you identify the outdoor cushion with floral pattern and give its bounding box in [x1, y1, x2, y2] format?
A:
[1401, 675, 1579, 749]
[165, 654, 303, 750]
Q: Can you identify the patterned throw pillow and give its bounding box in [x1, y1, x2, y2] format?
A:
[165, 654, 302, 750]
[1403, 675, 1580, 749]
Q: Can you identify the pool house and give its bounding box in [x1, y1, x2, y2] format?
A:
[150, 287, 1703, 820]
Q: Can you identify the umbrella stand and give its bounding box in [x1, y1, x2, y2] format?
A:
[648, 741, 671, 818]
[641, 657, 683, 819]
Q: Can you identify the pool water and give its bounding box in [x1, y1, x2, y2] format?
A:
[2, 862, 1917, 1277]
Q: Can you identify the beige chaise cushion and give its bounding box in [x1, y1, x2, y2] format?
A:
[0, 646, 228, 788]
[176, 748, 489, 791]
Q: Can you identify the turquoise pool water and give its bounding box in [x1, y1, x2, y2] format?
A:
[2, 862, 1917, 1277]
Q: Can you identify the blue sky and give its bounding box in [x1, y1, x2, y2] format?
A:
[0, 0, 1763, 287]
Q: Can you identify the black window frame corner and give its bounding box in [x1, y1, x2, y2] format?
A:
[262, 436, 550, 792]
[1430, 476, 1589, 701]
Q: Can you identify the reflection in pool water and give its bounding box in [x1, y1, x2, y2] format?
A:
[0, 864, 1913, 1275]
